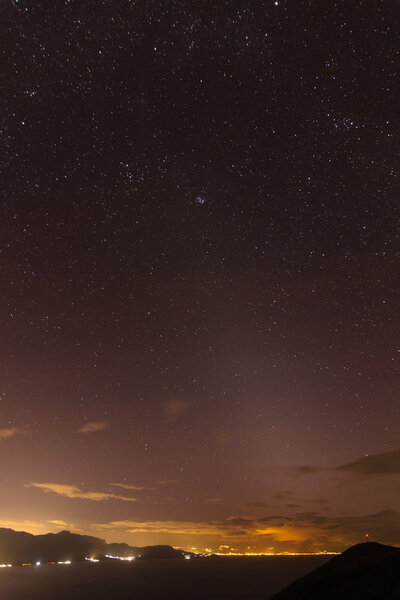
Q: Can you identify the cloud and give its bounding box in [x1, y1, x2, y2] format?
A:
[306, 510, 400, 548]
[161, 399, 190, 420]
[337, 448, 400, 477]
[47, 519, 72, 528]
[93, 510, 400, 552]
[95, 519, 224, 536]
[0, 427, 22, 441]
[213, 428, 239, 445]
[109, 482, 151, 491]
[95, 514, 296, 539]
[288, 465, 320, 477]
[273, 491, 294, 501]
[226, 516, 255, 527]
[157, 479, 178, 485]
[0, 520, 66, 535]
[77, 421, 109, 434]
[203, 497, 224, 504]
[93, 515, 304, 548]
[27, 483, 138, 502]
[0, 519, 82, 535]
[289, 448, 400, 480]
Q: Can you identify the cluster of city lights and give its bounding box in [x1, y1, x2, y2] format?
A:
[0, 556, 135, 568]
[0, 548, 340, 569]
[212, 551, 340, 556]
[20, 560, 71, 567]
[189, 546, 339, 557]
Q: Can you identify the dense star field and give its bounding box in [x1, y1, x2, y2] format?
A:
[0, 0, 399, 553]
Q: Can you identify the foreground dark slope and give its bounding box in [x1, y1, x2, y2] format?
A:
[269, 542, 400, 600]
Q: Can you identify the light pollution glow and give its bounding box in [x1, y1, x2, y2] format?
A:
[0, 514, 380, 556]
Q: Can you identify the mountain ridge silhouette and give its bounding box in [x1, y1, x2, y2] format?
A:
[0, 527, 186, 563]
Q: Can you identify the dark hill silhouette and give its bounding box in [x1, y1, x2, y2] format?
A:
[0, 528, 185, 564]
[103, 542, 140, 557]
[136, 545, 185, 559]
[269, 542, 400, 600]
[35, 531, 105, 562]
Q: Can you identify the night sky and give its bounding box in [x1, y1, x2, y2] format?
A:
[0, 0, 399, 554]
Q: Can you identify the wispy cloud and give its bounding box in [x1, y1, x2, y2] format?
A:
[243, 501, 269, 509]
[337, 448, 400, 477]
[161, 399, 190, 420]
[95, 519, 223, 536]
[291, 448, 400, 479]
[27, 483, 138, 502]
[47, 519, 72, 528]
[289, 465, 320, 477]
[110, 482, 151, 491]
[273, 491, 294, 501]
[157, 479, 178, 485]
[0, 427, 22, 441]
[77, 421, 109, 434]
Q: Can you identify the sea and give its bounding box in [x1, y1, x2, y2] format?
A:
[0, 556, 330, 599]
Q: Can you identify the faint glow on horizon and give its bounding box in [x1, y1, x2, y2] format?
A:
[187, 545, 339, 557]
[212, 551, 340, 556]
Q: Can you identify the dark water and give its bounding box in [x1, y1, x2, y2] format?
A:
[0, 556, 329, 599]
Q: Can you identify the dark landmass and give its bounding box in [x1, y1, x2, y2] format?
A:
[136, 544, 186, 559]
[0, 528, 186, 563]
[101, 542, 139, 557]
[269, 542, 400, 600]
